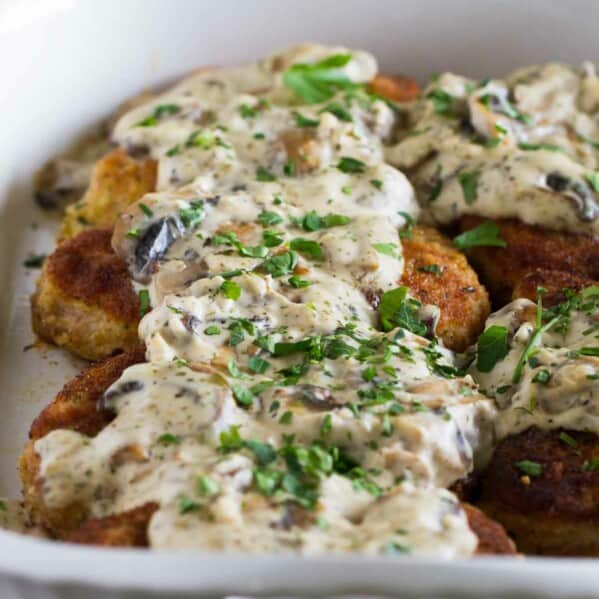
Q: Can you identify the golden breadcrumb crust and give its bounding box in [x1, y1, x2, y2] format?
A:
[479, 428, 599, 556]
[31, 229, 141, 361]
[458, 216, 599, 306]
[60, 149, 156, 240]
[20, 348, 145, 537]
[401, 225, 491, 351]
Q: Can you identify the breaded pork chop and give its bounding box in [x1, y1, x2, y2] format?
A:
[512, 269, 597, 306]
[59, 149, 157, 240]
[33, 223, 487, 361]
[20, 348, 145, 536]
[31, 229, 141, 361]
[21, 350, 514, 554]
[401, 226, 491, 352]
[458, 216, 599, 306]
[479, 427, 599, 556]
[63, 500, 515, 554]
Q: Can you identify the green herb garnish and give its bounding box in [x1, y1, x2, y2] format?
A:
[258, 211, 283, 226]
[135, 103, 180, 127]
[261, 251, 298, 277]
[337, 156, 367, 174]
[138, 289, 151, 317]
[476, 325, 509, 372]
[23, 254, 46, 268]
[292, 111, 320, 128]
[256, 167, 278, 182]
[515, 460, 542, 477]
[232, 385, 255, 407]
[457, 170, 481, 204]
[157, 433, 181, 446]
[426, 89, 455, 116]
[220, 280, 241, 300]
[289, 238, 323, 259]
[283, 54, 355, 103]
[452, 221, 506, 250]
[372, 243, 399, 258]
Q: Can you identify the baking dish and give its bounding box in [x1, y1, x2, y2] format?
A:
[1, 0, 598, 596]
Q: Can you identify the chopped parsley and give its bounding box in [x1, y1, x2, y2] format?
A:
[288, 275, 312, 288]
[283, 54, 355, 104]
[289, 238, 323, 259]
[512, 288, 560, 383]
[559, 432, 579, 450]
[23, 254, 46, 268]
[257, 211, 283, 226]
[457, 170, 481, 204]
[378, 287, 427, 336]
[385, 541, 411, 555]
[577, 132, 599, 149]
[227, 359, 249, 380]
[293, 210, 351, 231]
[256, 167, 277, 182]
[157, 433, 181, 446]
[245, 440, 277, 465]
[178, 495, 201, 514]
[139, 203, 153, 217]
[426, 89, 455, 117]
[320, 414, 333, 436]
[261, 251, 298, 277]
[279, 411, 293, 425]
[476, 325, 509, 372]
[220, 280, 241, 300]
[283, 160, 295, 177]
[204, 325, 220, 335]
[398, 211, 415, 239]
[179, 199, 205, 229]
[134, 103, 180, 127]
[514, 460, 542, 477]
[417, 264, 441, 275]
[219, 425, 244, 452]
[372, 243, 399, 258]
[196, 475, 220, 497]
[586, 172, 599, 193]
[452, 221, 506, 250]
[479, 93, 532, 125]
[582, 459, 599, 472]
[138, 289, 151, 317]
[239, 103, 258, 118]
[248, 356, 270, 374]
[337, 156, 366, 174]
[320, 102, 352, 122]
[532, 368, 551, 384]
[292, 111, 320, 128]
[518, 142, 563, 152]
[262, 230, 284, 247]
[232, 384, 255, 407]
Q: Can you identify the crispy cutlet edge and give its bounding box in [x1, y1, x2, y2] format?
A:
[20, 348, 145, 538]
[401, 225, 491, 351]
[30, 229, 140, 361]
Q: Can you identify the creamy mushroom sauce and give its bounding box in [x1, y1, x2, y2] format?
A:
[32, 44, 502, 557]
[386, 63, 599, 234]
[472, 288, 599, 440]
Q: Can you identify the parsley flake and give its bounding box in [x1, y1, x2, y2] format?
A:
[453, 221, 506, 250]
[476, 325, 509, 372]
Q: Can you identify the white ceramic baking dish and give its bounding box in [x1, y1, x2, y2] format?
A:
[1, 0, 598, 596]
